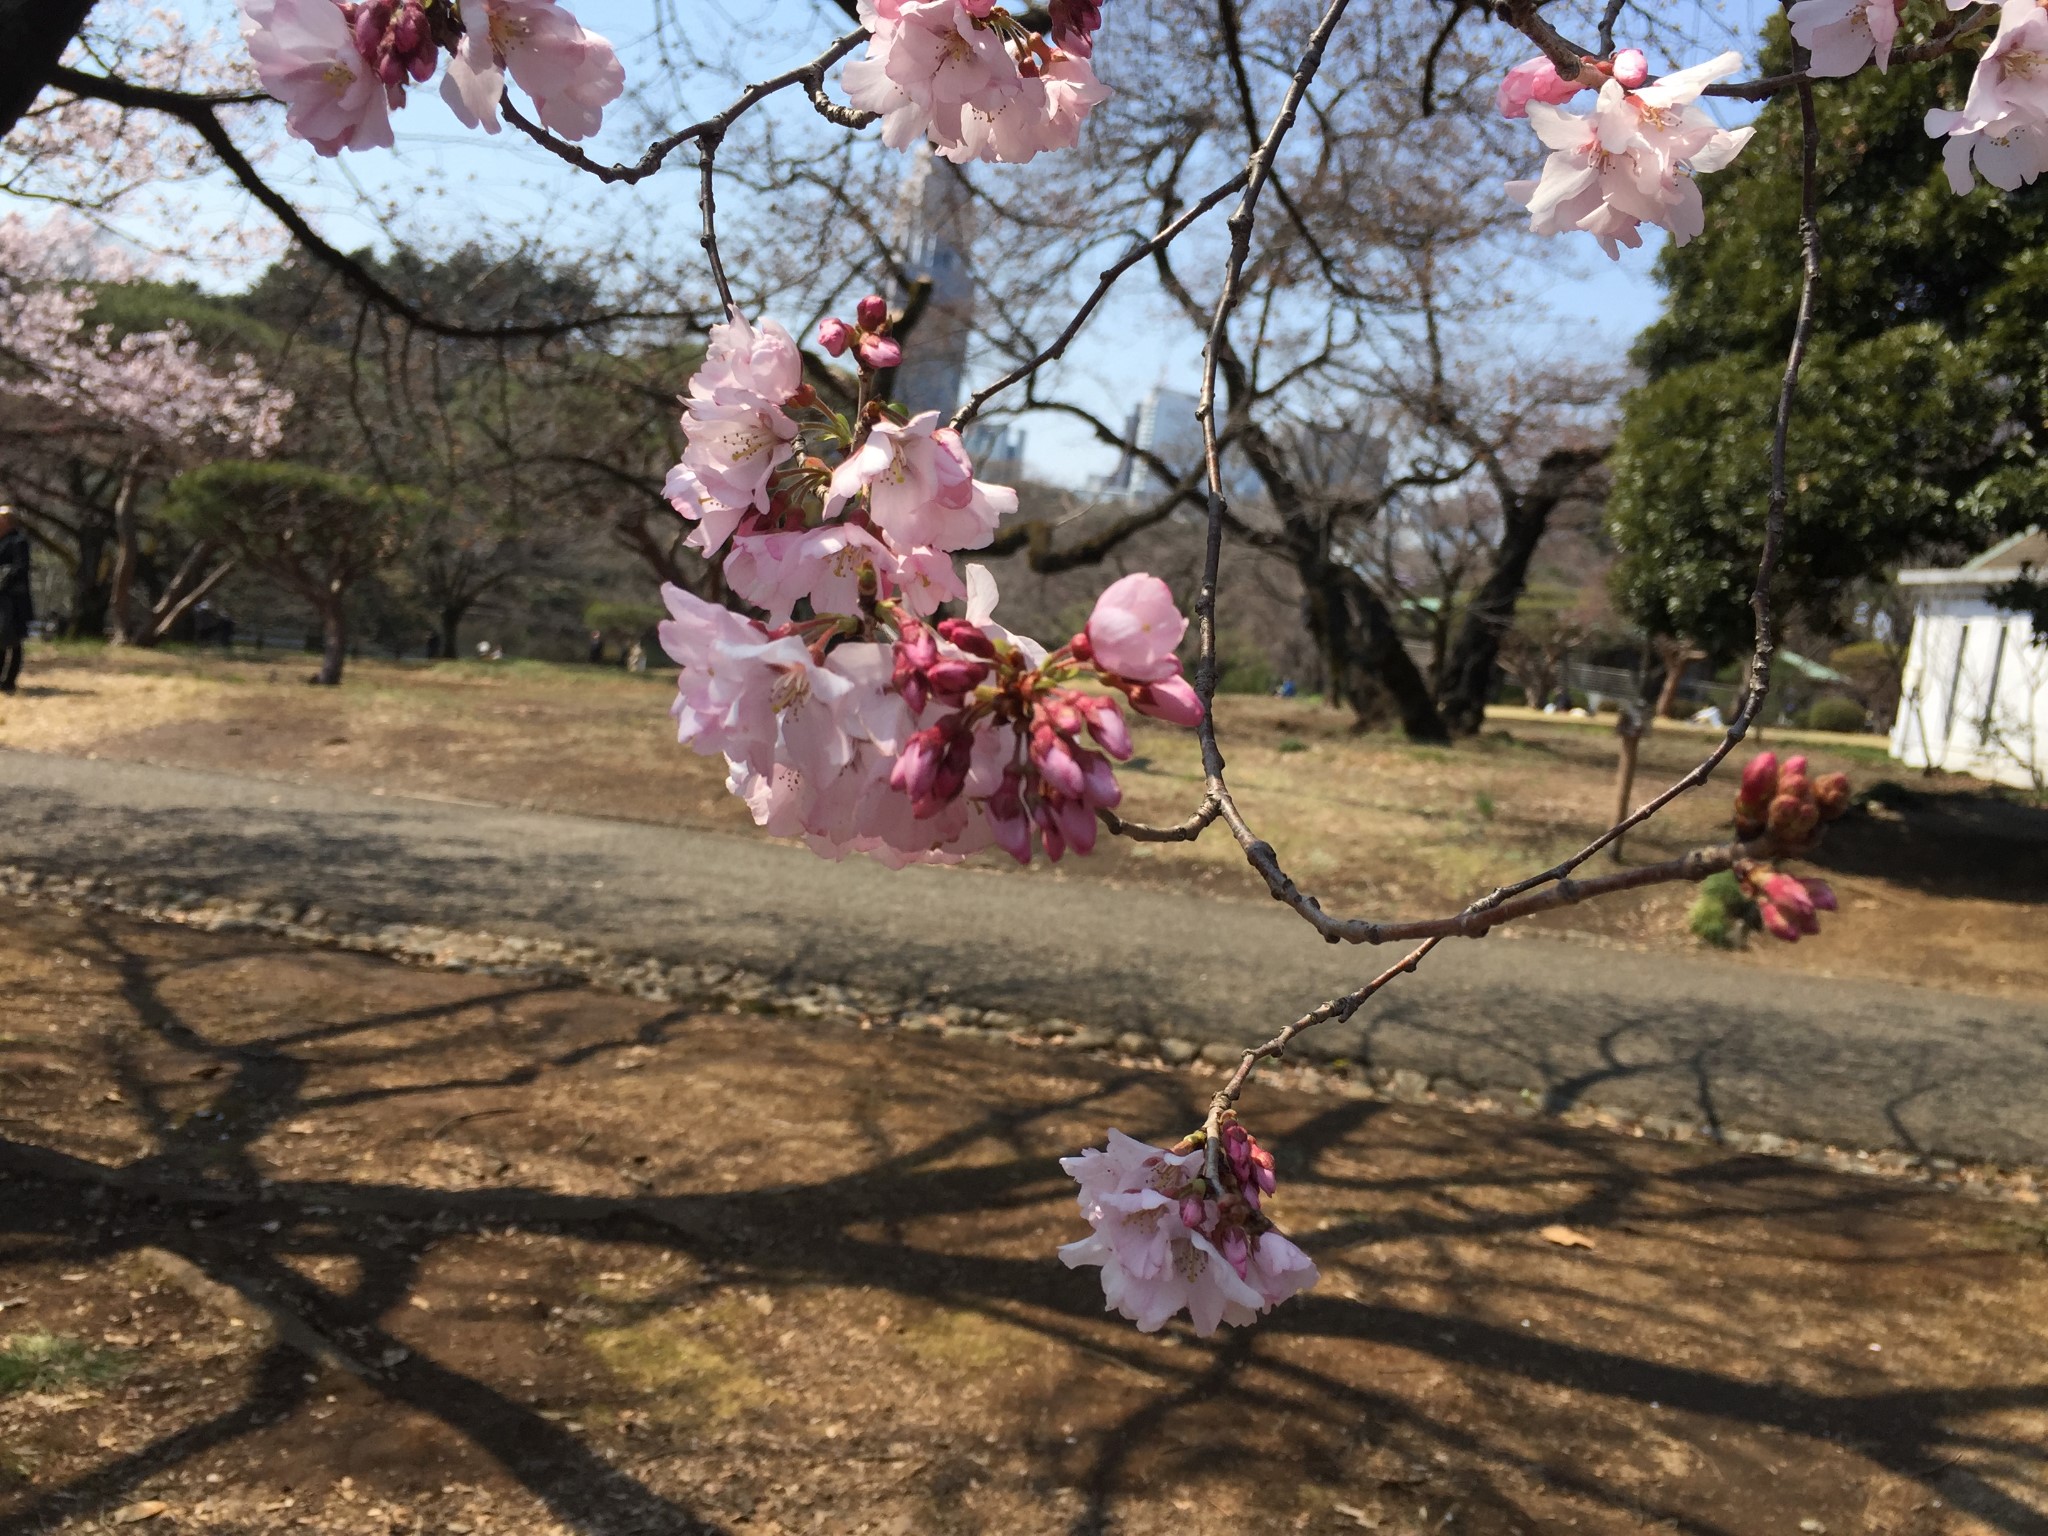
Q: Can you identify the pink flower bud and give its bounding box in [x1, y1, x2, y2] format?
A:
[1738, 751, 1779, 807]
[1033, 726, 1085, 797]
[855, 333, 902, 371]
[1610, 48, 1649, 88]
[1758, 902, 1801, 943]
[924, 657, 988, 702]
[1496, 55, 1584, 119]
[1759, 872, 1817, 929]
[986, 771, 1032, 864]
[1036, 803, 1067, 863]
[1068, 630, 1094, 663]
[1079, 695, 1132, 760]
[1130, 675, 1205, 728]
[817, 317, 852, 356]
[1766, 792, 1818, 843]
[1054, 796, 1098, 855]
[1179, 1195, 1205, 1231]
[936, 617, 997, 658]
[1078, 749, 1121, 810]
[1219, 1227, 1251, 1279]
[1801, 878, 1837, 912]
[1780, 754, 1810, 785]
[889, 728, 944, 801]
[856, 293, 888, 329]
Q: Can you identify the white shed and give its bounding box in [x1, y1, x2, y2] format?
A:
[1891, 529, 2047, 790]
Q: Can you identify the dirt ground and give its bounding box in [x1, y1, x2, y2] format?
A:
[2, 642, 2044, 1000]
[2, 899, 2045, 1535]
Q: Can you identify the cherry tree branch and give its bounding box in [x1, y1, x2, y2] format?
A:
[1197, 65, 1831, 1116]
[44, 65, 694, 343]
[495, 27, 876, 184]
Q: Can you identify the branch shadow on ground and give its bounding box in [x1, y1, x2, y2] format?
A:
[0, 913, 2041, 1534]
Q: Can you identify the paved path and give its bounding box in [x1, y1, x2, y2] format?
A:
[4, 748, 2044, 1163]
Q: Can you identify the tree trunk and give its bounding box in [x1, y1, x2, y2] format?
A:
[1652, 637, 1703, 719]
[68, 520, 110, 639]
[1298, 554, 1450, 742]
[105, 458, 144, 646]
[1436, 447, 1605, 736]
[438, 603, 468, 663]
[0, 0, 98, 138]
[133, 545, 234, 647]
[315, 603, 347, 686]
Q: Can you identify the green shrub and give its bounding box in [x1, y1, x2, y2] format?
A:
[1801, 695, 1868, 733]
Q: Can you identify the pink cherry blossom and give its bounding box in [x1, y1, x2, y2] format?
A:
[1506, 56, 1754, 259]
[1788, 0, 1902, 77]
[1496, 55, 1584, 120]
[1049, 0, 1103, 58]
[725, 525, 893, 625]
[442, 0, 625, 140]
[1085, 572, 1187, 682]
[666, 313, 804, 555]
[828, 412, 1014, 551]
[1925, 109, 2048, 192]
[843, 0, 1108, 163]
[239, 0, 395, 155]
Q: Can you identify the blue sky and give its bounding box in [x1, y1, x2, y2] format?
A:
[37, 0, 1775, 485]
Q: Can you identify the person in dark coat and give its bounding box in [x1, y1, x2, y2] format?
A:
[0, 506, 32, 695]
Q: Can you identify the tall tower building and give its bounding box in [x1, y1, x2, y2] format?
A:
[889, 147, 976, 418]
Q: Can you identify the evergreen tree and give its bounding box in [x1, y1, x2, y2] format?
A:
[1608, 24, 2043, 658]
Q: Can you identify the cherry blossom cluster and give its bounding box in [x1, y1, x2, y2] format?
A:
[1503, 50, 1756, 260]
[237, 0, 623, 156]
[1912, 0, 2048, 192]
[1726, 751, 1851, 943]
[657, 303, 1201, 868]
[1059, 1119, 1319, 1334]
[0, 215, 292, 454]
[843, 0, 1112, 165]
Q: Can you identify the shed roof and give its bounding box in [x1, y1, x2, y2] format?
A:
[1899, 527, 2047, 587]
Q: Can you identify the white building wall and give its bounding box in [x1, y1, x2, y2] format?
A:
[1892, 592, 2046, 789]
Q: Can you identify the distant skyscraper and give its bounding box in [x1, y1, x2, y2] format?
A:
[890, 147, 976, 418]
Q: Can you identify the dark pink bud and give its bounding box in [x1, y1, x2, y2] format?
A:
[1069, 630, 1094, 663]
[987, 770, 1032, 864]
[936, 617, 997, 658]
[1759, 872, 1816, 928]
[354, 2, 388, 57]
[1037, 804, 1067, 864]
[890, 728, 944, 801]
[856, 293, 888, 329]
[1220, 1227, 1251, 1279]
[1033, 728, 1085, 797]
[1780, 754, 1810, 784]
[817, 317, 852, 357]
[925, 657, 989, 702]
[1178, 1195, 1204, 1231]
[1801, 877, 1837, 912]
[1738, 751, 1778, 807]
[407, 47, 436, 82]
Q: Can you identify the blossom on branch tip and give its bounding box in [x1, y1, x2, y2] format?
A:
[1505, 53, 1754, 259]
[843, 0, 1111, 165]
[239, 0, 395, 155]
[1059, 1121, 1317, 1334]
[1085, 572, 1187, 683]
[1788, 0, 1902, 77]
[442, 0, 625, 140]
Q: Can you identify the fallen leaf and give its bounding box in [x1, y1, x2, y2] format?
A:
[112, 1501, 168, 1524]
[1332, 1504, 1381, 1529]
[1540, 1224, 1596, 1250]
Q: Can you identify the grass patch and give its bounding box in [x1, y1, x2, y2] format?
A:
[0, 1331, 131, 1394]
[1473, 790, 1496, 821]
[585, 1307, 773, 1421]
[1277, 738, 1307, 754]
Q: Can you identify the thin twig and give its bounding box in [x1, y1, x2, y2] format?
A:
[1204, 63, 1830, 1111]
[951, 168, 1251, 429]
[497, 28, 874, 185]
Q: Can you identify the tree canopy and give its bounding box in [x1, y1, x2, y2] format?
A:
[1608, 24, 2045, 658]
